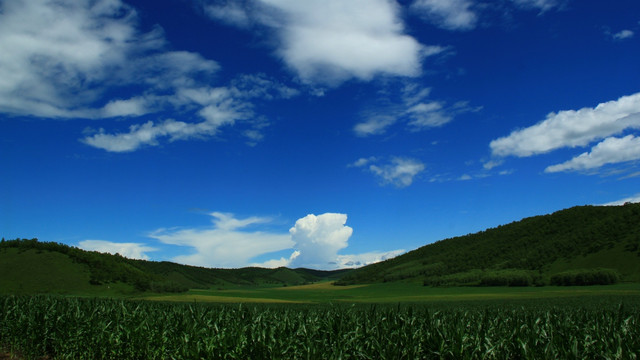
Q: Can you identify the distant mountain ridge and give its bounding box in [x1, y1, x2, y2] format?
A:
[0, 238, 349, 295]
[336, 203, 640, 286]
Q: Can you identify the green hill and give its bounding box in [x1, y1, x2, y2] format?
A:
[0, 238, 349, 296]
[336, 203, 640, 286]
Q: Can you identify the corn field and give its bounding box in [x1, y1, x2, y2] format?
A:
[1, 295, 639, 359]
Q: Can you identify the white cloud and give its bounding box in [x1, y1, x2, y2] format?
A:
[82, 87, 253, 152]
[602, 194, 640, 206]
[252, 250, 300, 268]
[490, 92, 640, 157]
[483, 159, 504, 170]
[411, 0, 478, 31]
[86, 211, 403, 270]
[0, 0, 146, 118]
[149, 212, 293, 268]
[354, 115, 398, 137]
[78, 240, 157, 260]
[350, 157, 377, 168]
[353, 84, 477, 137]
[336, 250, 405, 268]
[0, 0, 224, 119]
[545, 135, 640, 173]
[510, 0, 563, 12]
[253, 213, 404, 270]
[203, 0, 426, 86]
[287, 213, 353, 269]
[613, 30, 634, 40]
[0, 0, 285, 152]
[406, 101, 451, 128]
[354, 157, 426, 187]
[203, 1, 253, 28]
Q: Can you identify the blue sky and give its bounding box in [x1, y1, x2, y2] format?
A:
[1, 0, 639, 270]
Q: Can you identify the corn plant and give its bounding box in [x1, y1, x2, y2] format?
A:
[1, 296, 639, 359]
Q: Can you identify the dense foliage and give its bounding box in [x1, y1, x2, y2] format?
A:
[1, 295, 639, 359]
[338, 203, 640, 285]
[0, 239, 348, 293]
[550, 268, 620, 286]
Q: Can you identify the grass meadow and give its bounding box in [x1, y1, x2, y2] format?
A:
[142, 281, 640, 304]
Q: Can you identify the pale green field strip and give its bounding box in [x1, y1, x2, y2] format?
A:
[142, 282, 640, 303]
[143, 294, 306, 303]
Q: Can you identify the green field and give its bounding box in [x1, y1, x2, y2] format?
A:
[142, 281, 640, 304]
[2, 293, 639, 359]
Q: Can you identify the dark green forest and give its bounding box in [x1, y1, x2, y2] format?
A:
[337, 203, 640, 286]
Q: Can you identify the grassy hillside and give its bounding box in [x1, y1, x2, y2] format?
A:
[337, 203, 640, 286]
[0, 238, 348, 295]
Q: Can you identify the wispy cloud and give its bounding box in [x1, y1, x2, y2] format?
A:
[612, 29, 635, 40]
[336, 250, 405, 268]
[0, 0, 295, 152]
[545, 135, 640, 173]
[510, 0, 564, 12]
[82, 87, 251, 152]
[78, 240, 157, 260]
[352, 157, 426, 188]
[149, 212, 293, 268]
[354, 83, 477, 137]
[602, 194, 640, 206]
[0, 0, 220, 119]
[411, 0, 478, 31]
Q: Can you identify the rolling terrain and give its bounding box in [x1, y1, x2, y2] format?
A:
[337, 203, 640, 286]
[0, 239, 348, 296]
[1, 203, 639, 297]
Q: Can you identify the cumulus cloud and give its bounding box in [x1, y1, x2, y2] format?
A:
[85, 211, 403, 270]
[149, 212, 293, 268]
[352, 157, 426, 187]
[252, 213, 404, 270]
[545, 135, 640, 173]
[287, 213, 353, 269]
[78, 240, 157, 260]
[411, 0, 478, 31]
[490, 93, 640, 157]
[201, 0, 426, 86]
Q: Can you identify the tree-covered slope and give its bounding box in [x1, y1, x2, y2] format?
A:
[336, 203, 640, 285]
[0, 238, 349, 295]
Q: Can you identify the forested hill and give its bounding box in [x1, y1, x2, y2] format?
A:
[336, 203, 640, 286]
[0, 239, 349, 295]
